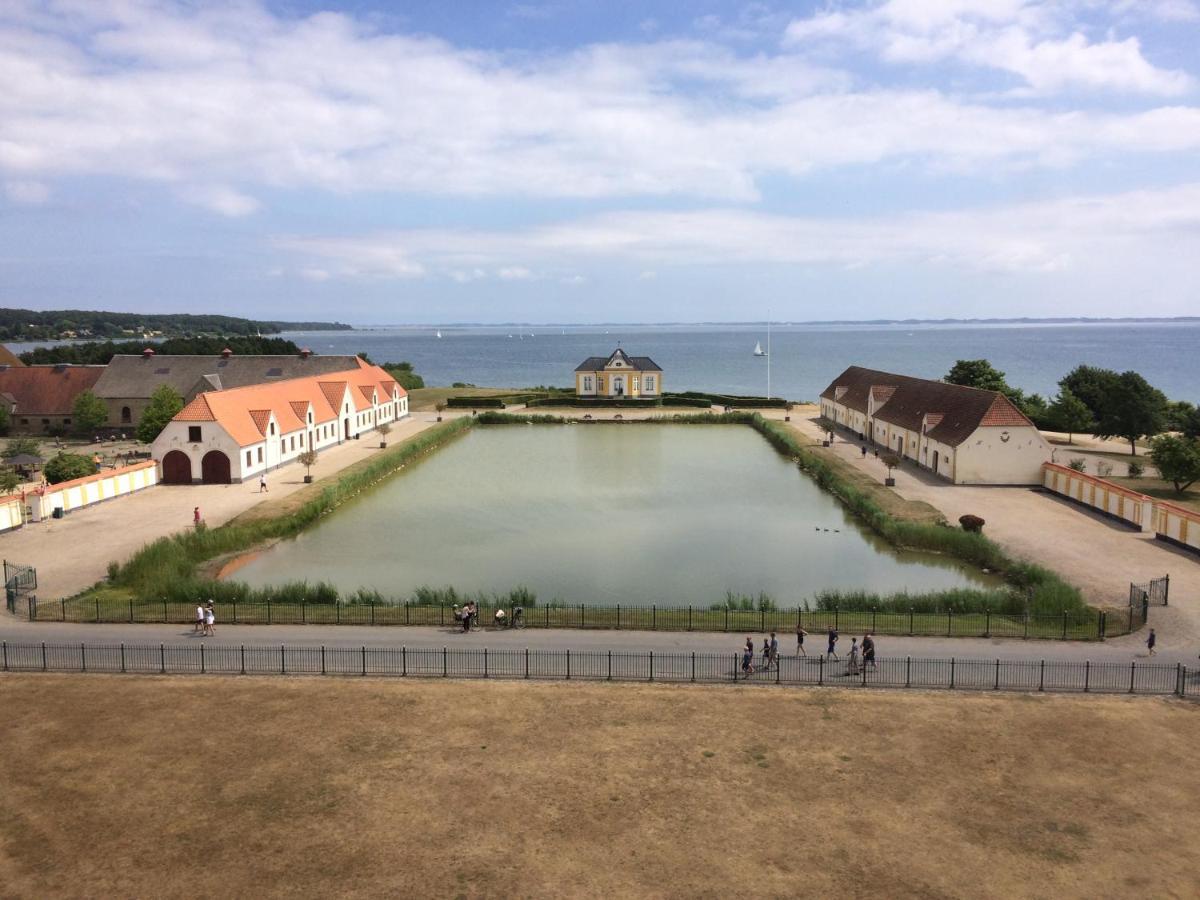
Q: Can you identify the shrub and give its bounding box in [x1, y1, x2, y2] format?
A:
[43, 452, 96, 484]
[1067, 458, 1086, 472]
[445, 397, 505, 408]
[1127, 460, 1144, 478]
[959, 515, 985, 533]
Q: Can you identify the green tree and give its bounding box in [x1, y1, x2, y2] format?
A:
[1164, 400, 1196, 433]
[1047, 389, 1093, 444]
[945, 359, 1012, 393]
[1018, 393, 1050, 428]
[1, 438, 41, 460]
[0, 467, 20, 493]
[136, 385, 184, 443]
[1183, 406, 1200, 440]
[1149, 434, 1200, 495]
[1092, 371, 1167, 455]
[0, 404, 9, 436]
[71, 390, 108, 434]
[1058, 365, 1120, 422]
[43, 452, 96, 484]
[382, 361, 425, 390]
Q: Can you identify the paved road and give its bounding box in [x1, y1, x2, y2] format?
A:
[2, 620, 1192, 665]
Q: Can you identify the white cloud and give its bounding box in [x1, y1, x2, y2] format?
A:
[785, 1, 1194, 95]
[275, 183, 1200, 278]
[497, 266, 534, 280]
[178, 184, 259, 217]
[0, 0, 1195, 217]
[637, 270, 657, 280]
[4, 179, 49, 204]
[299, 267, 330, 282]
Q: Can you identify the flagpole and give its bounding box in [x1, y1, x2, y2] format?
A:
[766, 315, 772, 399]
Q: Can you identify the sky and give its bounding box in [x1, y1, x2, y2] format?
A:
[2, 1, 1199, 325]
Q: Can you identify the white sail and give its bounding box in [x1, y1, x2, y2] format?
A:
[753, 341, 766, 357]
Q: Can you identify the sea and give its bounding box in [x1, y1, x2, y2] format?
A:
[10, 321, 1199, 402]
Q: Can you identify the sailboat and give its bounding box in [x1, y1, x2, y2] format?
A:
[753, 340, 767, 357]
[436, 330, 442, 339]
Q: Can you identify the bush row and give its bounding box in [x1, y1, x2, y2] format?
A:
[444, 397, 506, 408]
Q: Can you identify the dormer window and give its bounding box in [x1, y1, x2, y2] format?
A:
[269, 422, 275, 435]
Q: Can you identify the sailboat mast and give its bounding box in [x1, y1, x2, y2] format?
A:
[766, 316, 771, 399]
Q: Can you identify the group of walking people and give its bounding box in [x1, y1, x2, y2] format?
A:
[740, 626, 878, 678]
[194, 602, 216, 637]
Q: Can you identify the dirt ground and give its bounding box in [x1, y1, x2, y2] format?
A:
[2, 676, 1199, 900]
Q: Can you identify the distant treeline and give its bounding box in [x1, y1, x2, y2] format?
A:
[0, 308, 350, 342]
[19, 336, 305, 365]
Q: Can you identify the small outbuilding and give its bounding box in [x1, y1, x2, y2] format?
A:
[574, 349, 662, 398]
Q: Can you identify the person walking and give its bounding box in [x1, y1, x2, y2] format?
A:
[194, 602, 205, 634]
[761, 637, 772, 671]
[742, 637, 756, 678]
[847, 638, 860, 676]
[259, 473, 268, 493]
[768, 632, 779, 671]
[795, 625, 808, 656]
[862, 633, 877, 670]
[826, 627, 839, 660]
[203, 603, 215, 637]
[193, 506, 201, 527]
[1147, 628, 1157, 656]
[861, 445, 867, 458]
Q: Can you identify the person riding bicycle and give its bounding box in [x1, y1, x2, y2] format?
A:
[511, 605, 524, 627]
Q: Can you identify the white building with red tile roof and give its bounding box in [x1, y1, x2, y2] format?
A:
[150, 360, 408, 484]
[819, 365, 1051, 485]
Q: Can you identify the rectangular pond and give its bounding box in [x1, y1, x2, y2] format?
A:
[230, 424, 996, 606]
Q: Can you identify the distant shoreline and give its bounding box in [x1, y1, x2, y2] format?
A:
[337, 317, 1200, 330]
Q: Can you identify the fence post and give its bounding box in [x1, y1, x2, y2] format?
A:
[163, 597, 167, 622]
[1098, 611, 1106, 641]
[267, 596, 271, 625]
[616, 605, 620, 630]
[129, 598, 134, 623]
[1024, 614, 1029, 640]
[1128, 605, 1133, 633]
[994, 658, 999, 690]
[2, 641, 6, 672]
[1164, 574, 1170, 606]
[281, 644, 286, 675]
[724, 607, 728, 632]
[159, 643, 164, 674]
[442, 646, 446, 678]
[1084, 660, 1090, 692]
[42, 641, 47, 672]
[1178, 664, 1185, 697]
[949, 657, 955, 689]
[233, 597, 237, 625]
[649, 650, 654, 682]
[371, 600, 375, 626]
[608, 649, 612, 681]
[525, 647, 530, 679]
[566, 648, 571, 680]
[95, 597, 99, 622]
[691, 651, 696, 683]
[1039, 659, 1045, 691]
[985, 609, 990, 638]
[61, 598, 65, 621]
[947, 609, 952, 637]
[818, 654, 824, 686]
[909, 608, 913, 636]
[872, 607, 877, 633]
[905, 656, 911, 688]
[199, 643, 204, 674]
[689, 606, 693, 632]
[835, 607, 839, 631]
[241, 644, 245, 675]
[402, 646, 407, 677]
[81, 642, 86, 672]
[484, 648, 488, 679]
[302, 599, 306, 625]
[731, 653, 737, 682]
[405, 602, 410, 626]
[652, 605, 656, 631]
[321, 645, 326, 675]
[1062, 611, 1067, 641]
[761, 608, 765, 632]
[440, 604, 444, 627]
[1129, 660, 1136, 694]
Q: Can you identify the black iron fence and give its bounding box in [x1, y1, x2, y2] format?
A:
[1130, 575, 1169, 608]
[25, 597, 1142, 641]
[1, 641, 1195, 699]
[3, 560, 36, 615]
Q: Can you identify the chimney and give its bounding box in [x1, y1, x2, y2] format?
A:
[221, 348, 233, 359]
[299, 348, 312, 359]
[142, 348, 155, 358]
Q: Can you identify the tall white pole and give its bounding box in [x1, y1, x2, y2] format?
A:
[766, 315, 772, 399]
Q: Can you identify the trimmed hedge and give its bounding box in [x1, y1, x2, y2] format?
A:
[667, 391, 789, 408]
[526, 397, 663, 408]
[445, 397, 506, 408]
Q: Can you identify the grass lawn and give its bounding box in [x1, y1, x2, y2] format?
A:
[407, 386, 521, 410]
[1108, 476, 1200, 514]
[2, 676, 1198, 898]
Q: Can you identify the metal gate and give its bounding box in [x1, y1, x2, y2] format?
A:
[4, 560, 36, 615]
[1130, 575, 1170, 608]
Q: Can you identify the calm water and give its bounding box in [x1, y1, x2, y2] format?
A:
[11, 321, 1197, 402]
[275, 321, 1200, 403]
[231, 425, 994, 606]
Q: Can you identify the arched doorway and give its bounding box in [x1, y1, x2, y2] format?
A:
[120, 406, 132, 424]
[201, 450, 231, 484]
[343, 417, 350, 440]
[161, 450, 192, 484]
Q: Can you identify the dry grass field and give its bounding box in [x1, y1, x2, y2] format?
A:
[2, 676, 1199, 899]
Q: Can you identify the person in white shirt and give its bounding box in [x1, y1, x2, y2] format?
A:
[203, 604, 215, 636]
[195, 604, 205, 634]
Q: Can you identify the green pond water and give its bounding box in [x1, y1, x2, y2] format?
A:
[231, 425, 996, 606]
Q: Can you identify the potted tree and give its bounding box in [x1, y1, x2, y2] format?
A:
[785, 402, 794, 423]
[298, 449, 318, 484]
[880, 452, 900, 487]
[378, 422, 391, 449]
[435, 402, 446, 423]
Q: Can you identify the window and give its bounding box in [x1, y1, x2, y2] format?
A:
[290, 436, 295, 451]
[64, 418, 72, 425]
[121, 406, 132, 424]
[300, 433, 305, 447]
[20, 418, 27, 425]
[188, 426, 202, 442]
[257, 447, 263, 463]
[632, 377, 639, 392]
[307, 412, 313, 423]
[246, 450, 252, 466]
[269, 422, 275, 436]
[583, 376, 592, 391]
[644, 376, 655, 392]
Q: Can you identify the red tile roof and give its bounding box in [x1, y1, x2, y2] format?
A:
[821, 365, 1036, 447]
[0, 365, 104, 416]
[175, 394, 216, 421]
[248, 409, 273, 436]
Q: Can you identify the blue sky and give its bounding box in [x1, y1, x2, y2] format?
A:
[2, 0, 1199, 324]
